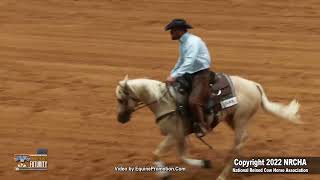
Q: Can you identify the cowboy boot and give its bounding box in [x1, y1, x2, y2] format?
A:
[192, 105, 210, 137]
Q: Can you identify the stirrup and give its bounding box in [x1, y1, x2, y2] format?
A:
[193, 123, 208, 138]
[196, 132, 206, 138]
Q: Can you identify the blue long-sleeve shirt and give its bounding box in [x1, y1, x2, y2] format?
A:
[170, 32, 211, 78]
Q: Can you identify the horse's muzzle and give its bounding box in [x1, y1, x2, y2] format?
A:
[117, 112, 131, 124]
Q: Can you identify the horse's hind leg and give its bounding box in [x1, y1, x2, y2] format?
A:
[226, 117, 249, 150]
[217, 117, 249, 180]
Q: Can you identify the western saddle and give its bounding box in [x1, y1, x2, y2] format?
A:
[172, 71, 238, 134]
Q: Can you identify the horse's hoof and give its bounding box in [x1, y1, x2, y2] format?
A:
[162, 175, 171, 180]
[202, 160, 212, 169]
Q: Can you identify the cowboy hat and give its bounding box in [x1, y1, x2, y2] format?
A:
[165, 19, 193, 31]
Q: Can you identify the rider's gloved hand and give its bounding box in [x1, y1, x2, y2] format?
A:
[165, 76, 176, 85]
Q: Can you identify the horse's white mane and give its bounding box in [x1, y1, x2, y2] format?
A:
[116, 78, 166, 101]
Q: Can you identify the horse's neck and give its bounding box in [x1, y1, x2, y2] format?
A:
[130, 79, 165, 103]
[130, 79, 176, 118]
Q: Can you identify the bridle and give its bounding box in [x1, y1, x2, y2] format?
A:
[117, 83, 169, 112]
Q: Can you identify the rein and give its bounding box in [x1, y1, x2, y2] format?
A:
[134, 88, 170, 111]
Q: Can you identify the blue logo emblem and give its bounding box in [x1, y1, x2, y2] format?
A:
[15, 155, 31, 163]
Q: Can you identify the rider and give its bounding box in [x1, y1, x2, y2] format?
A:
[165, 19, 213, 137]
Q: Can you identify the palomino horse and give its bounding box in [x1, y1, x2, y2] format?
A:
[116, 75, 301, 180]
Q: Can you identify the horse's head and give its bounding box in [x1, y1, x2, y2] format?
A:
[116, 75, 140, 124]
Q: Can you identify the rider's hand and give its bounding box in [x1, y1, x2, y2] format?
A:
[166, 76, 176, 85]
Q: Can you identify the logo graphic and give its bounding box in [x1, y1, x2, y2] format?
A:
[15, 148, 48, 171]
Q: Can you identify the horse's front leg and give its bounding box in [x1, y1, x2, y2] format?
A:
[177, 136, 212, 169]
[171, 112, 212, 169]
[153, 135, 176, 179]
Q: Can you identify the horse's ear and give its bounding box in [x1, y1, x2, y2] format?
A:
[124, 79, 129, 90]
[123, 74, 129, 81]
[123, 75, 131, 93]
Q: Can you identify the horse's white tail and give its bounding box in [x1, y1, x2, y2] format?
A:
[255, 83, 302, 124]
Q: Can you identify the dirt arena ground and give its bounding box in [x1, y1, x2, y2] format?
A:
[0, 0, 319, 179]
